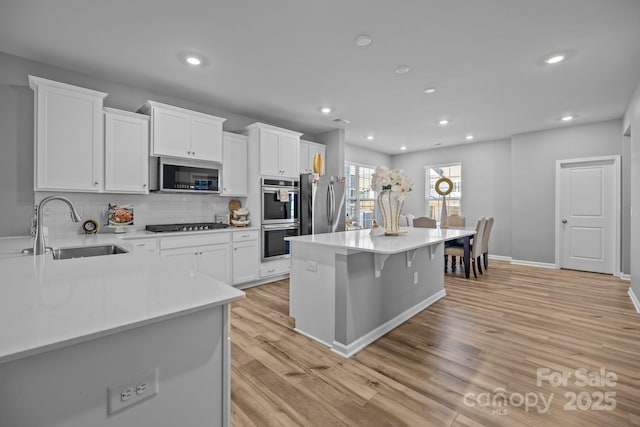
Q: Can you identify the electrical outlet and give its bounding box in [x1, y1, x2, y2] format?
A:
[305, 261, 318, 272]
[413, 272, 419, 285]
[121, 387, 134, 401]
[108, 369, 158, 415]
[136, 383, 147, 395]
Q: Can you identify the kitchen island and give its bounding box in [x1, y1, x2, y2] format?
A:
[286, 227, 475, 358]
[0, 235, 244, 427]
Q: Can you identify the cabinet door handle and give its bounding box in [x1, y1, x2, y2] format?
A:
[192, 151, 196, 156]
[94, 181, 99, 185]
[143, 184, 147, 188]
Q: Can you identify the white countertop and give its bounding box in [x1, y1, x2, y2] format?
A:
[286, 227, 475, 254]
[0, 234, 244, 363]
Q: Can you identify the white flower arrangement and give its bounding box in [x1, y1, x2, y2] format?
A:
[371, 166, 413, 201]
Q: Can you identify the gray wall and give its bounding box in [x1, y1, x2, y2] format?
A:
[316, 129, 345, 178]
[392, 139, 512, 258]
[0, 51, 320, 237]
[623, 79, 640, 299]
[0, 83, 33, 236]
[511, 120, 622, 264]
[345, 143, 391, 169]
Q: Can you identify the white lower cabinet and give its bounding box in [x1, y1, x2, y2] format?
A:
[232, 230, 259, 284]
[199, 244, 231, 285]
[259, 258, 291, 278]
[160, 233, 231, 285]
[162, 247, 199, 271]
[124, 238, 158, 254]
[142, 230, 264, 286]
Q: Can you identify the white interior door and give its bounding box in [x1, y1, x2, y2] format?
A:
[559, 158, 616, 274]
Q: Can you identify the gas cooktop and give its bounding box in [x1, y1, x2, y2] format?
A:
[145, 222, 229, 233]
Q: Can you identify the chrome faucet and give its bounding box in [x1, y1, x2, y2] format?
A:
[32, 196, 82, 255]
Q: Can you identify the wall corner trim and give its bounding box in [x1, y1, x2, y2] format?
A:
[628, 288, 640, 313]
[620, 273, 631, 281]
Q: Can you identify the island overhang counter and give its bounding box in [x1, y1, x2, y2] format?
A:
[286, 227, 475, 358]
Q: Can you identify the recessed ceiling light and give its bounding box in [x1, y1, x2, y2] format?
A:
[438, 119, 450, 126]
[395, 65, 410, 74]
[400, 146, 407, 151]
[320, 107, 332, 114]
[560, 115, 574, 121]
[355, 34, 372, 47]
[185, 55, 202, 66]
[367, 135, 374, 140]
[424, 87, 436, 94]
[465, 135, 474, 140]
[545, 54, 565, 64]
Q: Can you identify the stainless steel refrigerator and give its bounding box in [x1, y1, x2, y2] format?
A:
[299, 173, 346, 235]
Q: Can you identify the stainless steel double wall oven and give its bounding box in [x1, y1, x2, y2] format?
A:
[261, 178, 300, 261]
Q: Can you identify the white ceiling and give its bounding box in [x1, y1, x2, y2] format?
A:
[1, 0, 639, 154]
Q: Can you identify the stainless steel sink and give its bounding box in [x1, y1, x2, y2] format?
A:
[51, 244, 129, 260]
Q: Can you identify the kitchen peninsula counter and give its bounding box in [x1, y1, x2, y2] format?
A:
[0, 235, 244, 427]
[286, 227, 475, 358]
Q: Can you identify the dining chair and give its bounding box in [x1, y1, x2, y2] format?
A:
[444, 217, 487, 278]
[398, 214, 408, 227]
[445, 214, 466, 228]
[443, 214, 466, 268]
[481, 217, 494, 270]
[413, 216, 437, 228]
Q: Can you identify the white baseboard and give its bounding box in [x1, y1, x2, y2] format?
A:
[510, 259, 557, 269]
[293, 327, 332, 348]
[330, 289, 447, 359]
[619, 273, 631, 281]
[488, 254, 512, 261]
[628, 288, 640, 314]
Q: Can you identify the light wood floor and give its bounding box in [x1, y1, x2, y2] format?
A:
[230, 261, 640, 426]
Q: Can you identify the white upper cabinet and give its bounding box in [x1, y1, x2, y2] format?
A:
[140, 101, 225, 162]
[221, 132, 248, 196]
[242, 123, 301, 179]
[104, 108, 149, 194]
[259, 129, 281, 177]
[29, 75, 107, 192]
[299, 139, 326, 175]
[277, 133, 300, 177]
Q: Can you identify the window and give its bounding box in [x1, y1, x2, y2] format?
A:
[345, 163, 377, 228]
[425, 163, 462, 223]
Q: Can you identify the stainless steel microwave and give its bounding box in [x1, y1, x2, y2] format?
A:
[150, 157, 219, 193]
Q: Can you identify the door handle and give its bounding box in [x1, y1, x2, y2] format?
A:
[562, 219, 568, 224]
[327, 184, 335, 225]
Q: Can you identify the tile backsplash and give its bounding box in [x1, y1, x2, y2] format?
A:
[34, 192, 246, 236]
